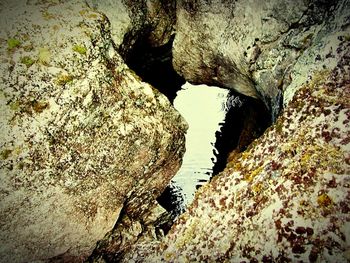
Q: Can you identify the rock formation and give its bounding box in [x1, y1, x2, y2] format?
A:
[0, 1, 186, 262]
[172, 0, 350, 119]
[1, 0, 349, 262]
[122, 0, 350, 262]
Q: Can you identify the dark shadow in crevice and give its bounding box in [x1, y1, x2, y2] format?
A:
[119, 34, 185, 103]
[157, 88, 271, 223]
[118, 32, 186, 233]
[156, 182, 185, 233]
[212, 90, 271, 176]
[118, 23, 272, 231]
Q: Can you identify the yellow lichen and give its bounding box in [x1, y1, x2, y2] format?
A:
[300, 143, 344, 173]
[317, 193, 333, 208]
[55, 74, 74, 85]
[79, 9, 99, 19]
[21, 56, 35, 67]
[164, 252, 174, 261]
[275, 119, 283, 134]
[79, 9, 87, 16]
[0, 149, 12, 160]
[300, 152, 311, 167]
[42, 10, 56, 20]
[227, 159, 242, 170]
[87, 13, 98, 19]
[245, 166, 263, 182]
[252, 182, 263, 194]
[9, 100, 20, 111]
[72, 44, 87, 55]
[13, 146, 22, 156]
[175, 218, 201, 249]
[241, 151, 250, 160]
[38, 47, 51, 65]
[307, 69, 330, 91]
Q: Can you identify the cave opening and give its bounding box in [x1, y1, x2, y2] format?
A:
[119, 33, 271, 226]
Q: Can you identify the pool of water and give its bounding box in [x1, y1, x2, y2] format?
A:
[157, 82, 230, 217]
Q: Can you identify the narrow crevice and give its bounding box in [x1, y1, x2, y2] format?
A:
[118, 30, 274, 225]
[212, 91, 271, 176]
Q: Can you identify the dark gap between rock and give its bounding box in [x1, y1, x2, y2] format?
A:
[119, 34, 185, 103]
[119, 33, 272, 233]
[212, 92, 271, 175]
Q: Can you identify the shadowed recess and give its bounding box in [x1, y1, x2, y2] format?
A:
[120, 34, 185, 102]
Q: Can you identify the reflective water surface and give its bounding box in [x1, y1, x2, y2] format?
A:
[160, 82, 229, 216]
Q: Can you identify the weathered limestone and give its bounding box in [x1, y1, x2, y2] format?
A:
[0, 1, 186, 262]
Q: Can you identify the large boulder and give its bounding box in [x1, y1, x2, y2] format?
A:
[0, 1, 186, 262]
[124, 0, 350, 262]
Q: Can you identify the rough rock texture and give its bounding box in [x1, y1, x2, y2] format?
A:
[86, 0, 176, 56]
[86, 0, 183, 104]
[123, 0, 350, 262]
[0, 1, 186, 262]
[173, 0, 349, 118]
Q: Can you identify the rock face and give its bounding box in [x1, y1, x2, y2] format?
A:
[123, 0, 350, 262]
[0, 1, 186, 262]
[86, 0, 176, 55]
[173, 0, 349, 117]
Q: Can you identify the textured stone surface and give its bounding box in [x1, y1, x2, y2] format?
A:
[0, 1, 186, 262]
[123, 0, 350, 262]
[126, 41, 350, 263]
[172, 0, 349, 117]
[115, 0, 176, 56]
[86, 0, 176, 49]
[173, 1, 260, 99]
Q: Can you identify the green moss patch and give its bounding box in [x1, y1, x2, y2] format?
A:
[21, 56, 35, 67]
[72, 44, 87, 55]
[7, 38, 21, 50]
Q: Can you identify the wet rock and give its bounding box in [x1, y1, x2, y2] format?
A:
[0, 1, 186, 262]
